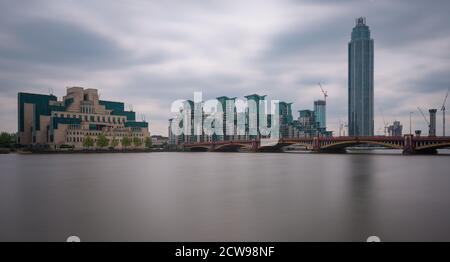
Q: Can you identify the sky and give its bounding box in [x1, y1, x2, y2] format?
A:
[0, 0, 450, 136]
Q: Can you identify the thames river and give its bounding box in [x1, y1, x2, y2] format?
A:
[1, 151, 450, 241]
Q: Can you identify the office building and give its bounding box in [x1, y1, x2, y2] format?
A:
[314, 100, 326, 129]
[348, 17, 374, 136]
[18, 87, 150, 150]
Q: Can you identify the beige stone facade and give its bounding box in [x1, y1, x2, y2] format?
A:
[18, 87, 150, 150]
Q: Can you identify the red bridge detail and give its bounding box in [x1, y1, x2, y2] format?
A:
[182, 135, 450, 154]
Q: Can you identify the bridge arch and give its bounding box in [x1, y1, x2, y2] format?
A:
[186, 146, 210, 152]
[214, 143, 251, 152]
[277, 141, 313, 150]
[415, 142, 450, 152]
[320, 140, 403, 150]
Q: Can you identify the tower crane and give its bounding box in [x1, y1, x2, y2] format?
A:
[379, 107, 389, 136]
[441, 86, 450, 136]
[318, 83, 328, 103]
[417, 107, 430, 135]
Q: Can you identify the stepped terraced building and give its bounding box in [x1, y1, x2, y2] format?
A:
[18, 87, 150, 150]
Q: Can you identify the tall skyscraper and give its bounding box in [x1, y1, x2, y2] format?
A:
[348, 17, 374, 136]
[314, 100, 326, 129]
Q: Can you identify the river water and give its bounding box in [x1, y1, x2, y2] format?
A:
[1, 151, 450, 241]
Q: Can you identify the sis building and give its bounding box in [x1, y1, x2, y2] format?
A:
[18, 87, 150, 150]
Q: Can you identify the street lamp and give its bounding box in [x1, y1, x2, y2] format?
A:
[410, 111, 414, 135]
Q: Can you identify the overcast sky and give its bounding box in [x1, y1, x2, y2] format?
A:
[1, 0, 450, 136]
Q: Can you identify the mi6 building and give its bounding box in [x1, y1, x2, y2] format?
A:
[18, 87, 150, 150]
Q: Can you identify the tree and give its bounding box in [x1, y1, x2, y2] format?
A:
[110, 136, 119, 148]
[83, 136, 94, 149]
[96, 134, 109, 149]
[133, 137, 143, 148]
[144, 137, 152, 149]
[122, 136, 131, 148]
[0, 132, 13, 148]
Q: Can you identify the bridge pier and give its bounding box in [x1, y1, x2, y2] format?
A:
[402, 134, 415, 155]
[251, 140, 259, 152]
[312, 137, 321, 152]
[402, 134, 437, 154]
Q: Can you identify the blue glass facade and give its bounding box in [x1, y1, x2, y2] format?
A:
[314, 100, 326, 129]
[18, 92, 57, 132]
[348, 17, 374, 136]
[99, 100, 136, 121]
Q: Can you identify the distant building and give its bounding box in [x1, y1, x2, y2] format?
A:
[295, 99, 332, 138]
[151, 135, 168, 148]
[18, 87, 150, 149]
[297, 110, 317, 137]
[168, 94, 334, 146]
[217, 96, 237, 141]
[244, 94, 267, 139]
[314, 100, 326, 129]
[429, 109, 437, 137]
[348, 17, 374, 136]
[388, 121, 403, 136]
[278, 102, 293, 138]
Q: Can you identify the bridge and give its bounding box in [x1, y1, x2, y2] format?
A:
[182, 135, 450, 154]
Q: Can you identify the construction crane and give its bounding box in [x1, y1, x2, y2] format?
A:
[318, 83, 328, 103]
[441, 86, 450, 136]
[417, 107, 430, 134]
[379, 107, 389, 136]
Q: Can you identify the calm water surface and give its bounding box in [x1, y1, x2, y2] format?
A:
[1, 151, 450, 241]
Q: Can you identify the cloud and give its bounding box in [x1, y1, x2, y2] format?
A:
[0, 0, 450, 135]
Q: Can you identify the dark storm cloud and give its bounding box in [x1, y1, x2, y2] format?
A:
[263, 17, 349, 60]
[1, 20, 121, 64]
[0, 20, 168, 69]
[412, 70, 450, 94]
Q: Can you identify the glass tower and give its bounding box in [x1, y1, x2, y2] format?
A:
[314, 100, 326, 129]
[348, 17, 374, 136]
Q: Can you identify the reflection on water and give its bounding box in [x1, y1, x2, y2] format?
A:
[1, 151, 450, 241]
